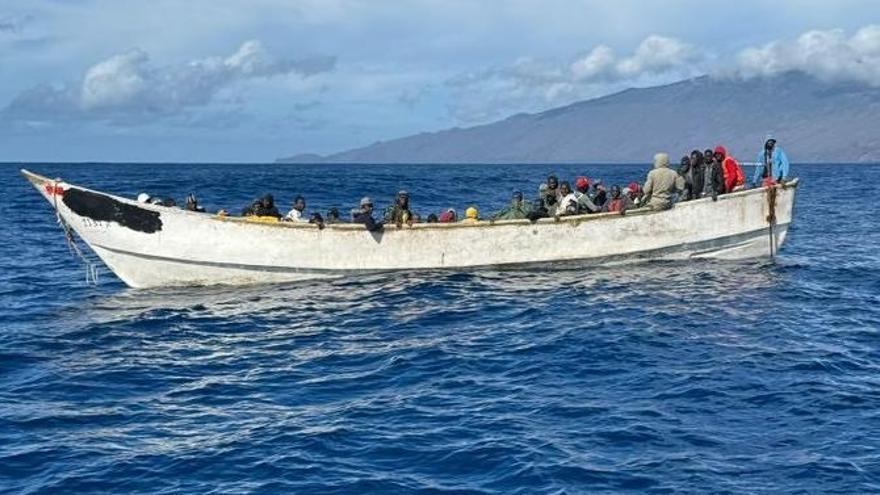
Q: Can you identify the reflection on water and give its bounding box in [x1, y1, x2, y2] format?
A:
[78, 260, 780, 325]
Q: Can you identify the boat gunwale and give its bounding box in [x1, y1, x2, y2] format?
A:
[21, 168, 799, 232]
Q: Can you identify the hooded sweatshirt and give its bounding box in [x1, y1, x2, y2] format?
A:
[715, 146, 745, 192]
[753, 146, 791, 184]
[642, 153, 685, 210]
[702, 158, 726, 199]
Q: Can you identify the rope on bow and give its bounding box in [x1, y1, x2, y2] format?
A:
[52, 179, 99, 285]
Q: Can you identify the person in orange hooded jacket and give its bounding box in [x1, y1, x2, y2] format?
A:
[714, 146, 745, 193]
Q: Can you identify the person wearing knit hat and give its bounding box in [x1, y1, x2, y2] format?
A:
[353, 197, 383, 232]
[642, 152, 685, 210]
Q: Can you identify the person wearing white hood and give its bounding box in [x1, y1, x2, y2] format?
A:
[642, 153, 685, 211]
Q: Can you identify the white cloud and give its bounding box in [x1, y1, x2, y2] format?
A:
[731, 24, 880, 85]
[446, 24, 880, 125]
[447, 34, 704, 123]
[81, 50, 149, 109]
[570, 45, 615, 81]
[4, 40, 336, 124]
[616, 35, 699, 77]
[570, 35, 700, 82]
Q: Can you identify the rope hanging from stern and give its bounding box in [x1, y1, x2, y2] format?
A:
[766, 184, 778, 258]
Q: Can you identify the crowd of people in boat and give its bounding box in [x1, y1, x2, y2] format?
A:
[137, 137, 790, 231]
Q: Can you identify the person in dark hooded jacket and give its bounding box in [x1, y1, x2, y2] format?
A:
[677, 155, 694, 201]
[700, 152, 725, 200]
[546, 174, 560, 201]
[592, 182, 607, 208]
[527, 184, 555, 221]
[185, 193, 206, 212]
[688, 150, 705, 196]
[242, 194, 281, 218]
[326, 208, 343, 224]
[309, 212, 325, 229]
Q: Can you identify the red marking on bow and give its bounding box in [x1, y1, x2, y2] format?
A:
[44, 184, 65, 196]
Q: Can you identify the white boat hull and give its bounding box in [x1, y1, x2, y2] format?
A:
[23, 169, 798, 288]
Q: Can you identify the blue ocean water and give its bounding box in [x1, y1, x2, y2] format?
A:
[1, 162, 880, 494]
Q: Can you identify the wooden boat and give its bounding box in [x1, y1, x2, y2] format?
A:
[22, 169, 798, 288]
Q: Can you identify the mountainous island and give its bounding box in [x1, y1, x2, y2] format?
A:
[278, 72, 880, 164]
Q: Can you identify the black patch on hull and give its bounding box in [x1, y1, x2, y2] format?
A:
[62, 188, 163, 233]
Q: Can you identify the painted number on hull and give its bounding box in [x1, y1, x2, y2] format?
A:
[81, 218, 110, 229]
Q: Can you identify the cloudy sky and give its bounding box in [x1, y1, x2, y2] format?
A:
[1, 0, 878, 162]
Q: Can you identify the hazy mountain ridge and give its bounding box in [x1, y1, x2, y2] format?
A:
[278, 72, 880, 164]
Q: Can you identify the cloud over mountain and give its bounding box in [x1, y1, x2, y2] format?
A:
[571, 35, 700, 81]
[732, 25, 880, 85]
[4, 40, 335, 125]
[444, 24, 880, 124]
[446, 34, 705, 123]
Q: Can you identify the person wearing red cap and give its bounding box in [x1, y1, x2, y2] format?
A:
[574, 176, 600, 213]
[625, 181, 644, 208]
[714, 146, 745, 193]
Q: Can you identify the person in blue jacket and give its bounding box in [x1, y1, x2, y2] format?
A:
[753, 136, 790, 185]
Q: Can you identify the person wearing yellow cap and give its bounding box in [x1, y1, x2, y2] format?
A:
[463, 206, 479, 223]
[642, 152, 685, 211]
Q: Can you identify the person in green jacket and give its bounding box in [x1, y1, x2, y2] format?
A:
[383, 190, 413, 226]
[492, 191, 533, 220]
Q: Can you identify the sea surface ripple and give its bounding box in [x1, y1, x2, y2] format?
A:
[1, 163, 880, 494]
